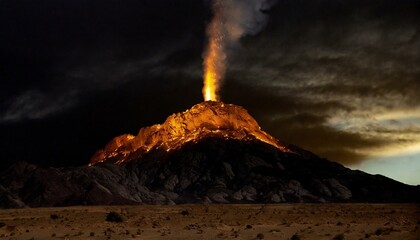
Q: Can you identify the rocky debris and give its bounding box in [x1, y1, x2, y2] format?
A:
[106, 212, 125, 223]
[1, 137, 419, 208]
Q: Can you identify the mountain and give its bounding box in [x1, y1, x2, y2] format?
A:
[90, 101, 288, 165]
[1, 102, 419, 208]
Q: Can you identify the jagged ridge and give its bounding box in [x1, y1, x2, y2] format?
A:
[90, 101, 289, 165]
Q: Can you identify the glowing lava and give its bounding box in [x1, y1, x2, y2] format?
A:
[90, 101, 289, 166]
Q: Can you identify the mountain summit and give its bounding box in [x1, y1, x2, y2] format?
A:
[90, 101, 289, 165]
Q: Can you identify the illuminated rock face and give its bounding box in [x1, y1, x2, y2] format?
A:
[90, 101, 289, 165]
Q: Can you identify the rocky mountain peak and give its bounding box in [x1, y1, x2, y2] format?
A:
[90, 101, 288, 165]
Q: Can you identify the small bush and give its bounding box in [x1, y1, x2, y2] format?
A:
[181, 210, 189, 216]
[291, 234, 301, 240]
[333, 233, 345, 240]
[375, 227, 394, 236]
[257, 233, 265, 239]
[106, 212, 124, 223]
[50, 214, 59, 219]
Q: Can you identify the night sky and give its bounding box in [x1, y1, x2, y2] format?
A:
[1, 0, 419, 185]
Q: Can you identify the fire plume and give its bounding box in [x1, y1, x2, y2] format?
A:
[203, 39, 221, 101]
[203, 1, 225, 102]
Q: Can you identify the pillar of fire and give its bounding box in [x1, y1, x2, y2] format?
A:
[203, 1, 225, 102]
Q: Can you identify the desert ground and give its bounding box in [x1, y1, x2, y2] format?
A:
[0, 204, 419, 240]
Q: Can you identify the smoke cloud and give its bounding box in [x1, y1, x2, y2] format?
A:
[203, 0, 278, 101]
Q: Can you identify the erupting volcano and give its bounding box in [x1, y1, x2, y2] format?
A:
[89, 0, 286, 166]
[2, 0, 420, 211]
[90, 101, 289, 165]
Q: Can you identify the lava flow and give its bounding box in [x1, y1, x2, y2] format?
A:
[90, 101, 289, 165]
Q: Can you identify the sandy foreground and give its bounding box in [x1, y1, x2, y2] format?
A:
[0, 204, 419, 240]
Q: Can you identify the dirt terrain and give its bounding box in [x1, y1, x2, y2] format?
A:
[0, 204, 419, 240]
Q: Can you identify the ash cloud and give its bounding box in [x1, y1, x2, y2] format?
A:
[215, 0, 278, 41]
[202, 0, 278, 100]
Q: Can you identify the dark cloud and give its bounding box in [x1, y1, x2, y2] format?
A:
[1, 90, 78, 122]
[0, 0, 207, 122]
[219, 0, 420, 165]
[222, 80, 392, 165]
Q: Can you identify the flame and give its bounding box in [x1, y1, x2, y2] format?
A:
[203, 38, 221, 101]
[202, 1, 225, 102]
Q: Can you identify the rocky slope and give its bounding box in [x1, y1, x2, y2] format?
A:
[1, 137, 419, 208]
[1, 101, 419, 208]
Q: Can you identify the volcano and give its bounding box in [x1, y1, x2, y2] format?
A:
[90, 101, 289, 165]
[1, 102, 419, 208]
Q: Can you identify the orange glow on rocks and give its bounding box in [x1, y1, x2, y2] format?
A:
[89, 101, 289, 166]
